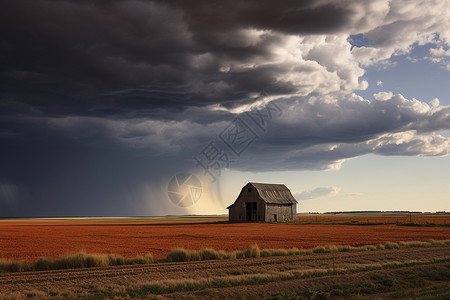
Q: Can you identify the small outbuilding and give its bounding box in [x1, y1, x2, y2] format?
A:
[227, 182, 297, 222]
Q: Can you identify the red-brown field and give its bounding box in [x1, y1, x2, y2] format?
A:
[298, 213, 450, 224]
[1, 214, 449, 263]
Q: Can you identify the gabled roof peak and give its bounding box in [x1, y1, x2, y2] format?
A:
[248, 182, 289, 191]
[249, 182, 297, 204]
[227, 182, 298, 209]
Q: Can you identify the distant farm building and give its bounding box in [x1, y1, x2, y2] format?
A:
[227, 182, 297, 222]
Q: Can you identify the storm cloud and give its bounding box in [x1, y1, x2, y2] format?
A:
[1, 0, 449, 217]
[0, 0, 380, 115]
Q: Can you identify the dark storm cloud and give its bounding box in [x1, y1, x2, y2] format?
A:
[2, 92, 447, 177]
[0, 0, 365, 117]
[0, 138, 198, 217]
[1, 0, 449, 217]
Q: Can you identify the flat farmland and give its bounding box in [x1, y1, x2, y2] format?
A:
[1, 246, 449, 299]
[1, 215, 449, 263]
[298, 213, 450, 224]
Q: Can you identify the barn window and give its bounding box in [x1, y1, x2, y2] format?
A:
[248, 188, 251, 192]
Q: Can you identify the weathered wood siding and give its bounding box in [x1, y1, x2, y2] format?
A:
[228, 183, 265, 222]
[264, 203, 296, 222]
[228, 182, 297, 222]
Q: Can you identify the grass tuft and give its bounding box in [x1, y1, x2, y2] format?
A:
[53, 252, 109, 269]
[2, 239, 450, 272]
[0, 259, 28, 273]
[200, 248, 220, 260]
[1, 251, 154, 273]
[165, 239, 450, 262]
[244, 245, 261, 258]
[166, 248, 189, 262]
[398, 241, 430, 248]
[384, 242, 400, 249]
[126, 253, 154, 265]
[361, 245, 377, 251]
[34, 257, 52, 271]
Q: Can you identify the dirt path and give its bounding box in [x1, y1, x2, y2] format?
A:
[1, 246, 449, 299]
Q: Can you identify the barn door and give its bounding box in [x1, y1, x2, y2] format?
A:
[245, 202, 257, 221]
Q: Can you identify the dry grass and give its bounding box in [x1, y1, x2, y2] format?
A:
[166, 239, 450, 262]
[167, 247, 240, 262]
[1, 240, 449, 272]
[0, 252, 154, 273]
[167, 245, 264, 262]
[51, 252, 154, 269]
[243, 245, 260, 258]
[0, 259, 28, 272]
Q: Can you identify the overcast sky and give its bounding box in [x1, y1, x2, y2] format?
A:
[1, 0, 449, 217]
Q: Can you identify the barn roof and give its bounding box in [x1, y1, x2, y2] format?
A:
[227, 182, 297, 208]
[250, 182, 298, 204]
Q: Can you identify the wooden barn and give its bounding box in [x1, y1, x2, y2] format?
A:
[227, 182, 297, 222]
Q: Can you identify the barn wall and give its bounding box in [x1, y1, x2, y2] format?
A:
[228, 184, 265, 222]
[229, 183, 298, 222]
[292, 204, 297, 221]
[228, 205, 241, 222]
[265, 204, 296, 222]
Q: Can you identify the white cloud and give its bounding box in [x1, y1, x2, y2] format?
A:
[377, 80, 383, 86]
[294, 186, 341, 200]
[429, 47, 450, 69]
[368, 130, 450, 156]
[430, 47, 450, 57]
[373, 91, 392, 100]
[430, 98, 440, 108]
[227, 92, 450, 172]
[234, 131, 449, 172]
[351, 0, 450, 68]
[345, 192, 363, 197]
